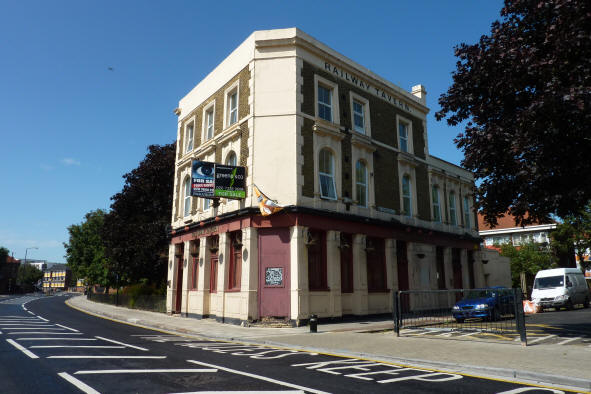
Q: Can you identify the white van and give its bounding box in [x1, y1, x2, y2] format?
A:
[531, 268, 590, 310]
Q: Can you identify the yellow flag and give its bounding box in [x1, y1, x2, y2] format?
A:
[253, 184, 283, 216]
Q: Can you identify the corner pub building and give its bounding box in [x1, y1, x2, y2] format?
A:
[167, 28, 510, 326]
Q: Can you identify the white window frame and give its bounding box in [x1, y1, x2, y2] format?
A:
[202, 101, 215, 142]
[355, 160, 368, 208]
[314, 75, 340, 125]
[318, 148, 337, 200]
[402, 175, 413, 217]
[448, 191, 458, 226]
[225, 151, 237, 166]
[203, 197, 211, 211]
[396, 114, 413, 154]
[463, 195, 472, 229]
[432, 185, 442, 223]
[350, 92, 370, 136]
[223, 82, 239, 129]
[185, 122, 194, 153]
[183, 177, 191, 218]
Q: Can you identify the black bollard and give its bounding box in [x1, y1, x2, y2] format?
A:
[309, 314, 318, 333]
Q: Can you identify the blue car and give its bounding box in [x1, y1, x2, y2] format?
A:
[451, 287, 514, 323]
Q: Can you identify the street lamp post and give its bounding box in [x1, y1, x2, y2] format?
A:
[24, 247, 38, 265]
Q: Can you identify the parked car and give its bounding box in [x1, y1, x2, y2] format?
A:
[531, 268, 590, 310]
[452, 287, 514, 323]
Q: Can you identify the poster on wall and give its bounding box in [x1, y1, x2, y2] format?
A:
[191, 160, 246, 200]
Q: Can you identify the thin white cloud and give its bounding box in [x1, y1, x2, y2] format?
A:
[40, 164, 54, 171]
[61, 158, 81, 166]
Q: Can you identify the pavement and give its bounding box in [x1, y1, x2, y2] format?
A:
[65, 294, 591, 392]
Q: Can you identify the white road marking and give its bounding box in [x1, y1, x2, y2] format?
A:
[58, 372, 100, 394]
[30, 345, 125, 349]
[6, 339, 39, 359]
[8, 332, 81, 335]
[187, 360, 330, 394]
[27, 311, 35, 315]
[2, 328, 66, 330]
[95, 336, 148, 351]
[0, 323, 53, 325]
[528, 334, 556, 344]
[55, 324, 79, 332]
[48, 355, 167, 359]
[37, 316, 49, 322]
[74, 368, 217, 375]
[458, 332, 478, 337]
[169, 392, 303, 394]
[556, 336, 581, 346]
[497, 387, 564, 393]
[17, 338, 97, 341]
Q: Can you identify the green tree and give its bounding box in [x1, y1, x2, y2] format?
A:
[102, 143, 175, 286]
[0, 247, 8, 266]
[551, 204, 591, 273]
[64, 209, 110, 287]
[500, 242, 556, 288]
[436, 0, 591, 226]
[16, 264, 43, 292]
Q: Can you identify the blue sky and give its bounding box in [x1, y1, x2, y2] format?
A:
[0, 0, 503, 263]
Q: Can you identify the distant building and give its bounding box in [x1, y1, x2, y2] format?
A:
[23, 259, 47, 271]
[167, 28, 511, 326]
[42, 264, 71, 292]
[478, 213, 556, 250]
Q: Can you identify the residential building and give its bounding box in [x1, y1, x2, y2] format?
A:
[42, 264, 71, 292]
[478, 213, 556, 251]
[167, 28, 511, 325]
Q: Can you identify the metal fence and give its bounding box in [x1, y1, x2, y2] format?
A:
[393, 288, 527, 345]
[87, 290, 166, 313]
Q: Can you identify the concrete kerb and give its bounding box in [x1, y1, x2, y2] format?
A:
[65, 296, 591, 393]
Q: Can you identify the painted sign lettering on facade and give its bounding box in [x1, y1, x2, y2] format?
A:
[324, 62, 414, 114]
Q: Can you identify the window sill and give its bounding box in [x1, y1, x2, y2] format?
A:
[310, 288, 330, 292]
[368, 289, 390, 293]
[313, 120, 344, 141]
[225, 288, 241, 293]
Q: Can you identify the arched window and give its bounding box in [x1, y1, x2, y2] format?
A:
[464, 196, 471, 229]
[402, 175, 412, 217]
[448, 191, 457, 226]
[319, 148, 336, 200]
[183, 178, 191, 217]
[226, 151, 237, 166]
[355, 160, 367, 207]
[432, 185, 441, 222]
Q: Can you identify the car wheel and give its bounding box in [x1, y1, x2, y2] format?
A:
[584, 297, 590, 309]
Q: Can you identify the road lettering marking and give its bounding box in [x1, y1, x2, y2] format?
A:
[48, 355, 167, 359]
[55, 324, 79, 332]
[6, 339, 39, 359]
[30, 345, 125, 349]
[187, 360, 330, 394]
[555, 337, 580, 346]
[74, 368, 217, 375]
[95, 336, 149, 351]
[17, 338, 97, 341]
[58, 372, 100, 394]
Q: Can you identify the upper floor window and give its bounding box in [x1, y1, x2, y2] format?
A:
[185, 124, 194, 153]
[353, 100, 365, 134]
[183, 178, 191, 217]
[226, 151, 237, 166]
[203, 103, 215, 141]
[356, 160, 367, 207]
[432, 185, 441, 223]
[463, 195, 471, 229]
[399, 122, 409, 153]
[226, 89, 238, 127]
[319, 148, 337, 200]
[402, 175, 412, 217]
[203, 198, 211, 211]
[318, 84, 333, 122]
[448, 191, 458, 226]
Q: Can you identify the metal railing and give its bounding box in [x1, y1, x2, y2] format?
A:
[393, 288, 527, 345]
[87, 290, 166, 313]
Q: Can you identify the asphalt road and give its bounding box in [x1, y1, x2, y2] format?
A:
[0, 294, 576, 393]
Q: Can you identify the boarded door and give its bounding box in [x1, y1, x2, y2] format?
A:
[174, 244, 184, 313]
[258, 228, 290, 318]
[396, 241, 410, 311]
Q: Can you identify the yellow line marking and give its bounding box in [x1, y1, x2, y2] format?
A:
[65, 299, 583, 393]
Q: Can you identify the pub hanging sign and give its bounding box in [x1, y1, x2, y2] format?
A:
[191, 160, 246, 199]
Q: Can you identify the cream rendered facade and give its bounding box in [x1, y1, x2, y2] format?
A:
[167, 28, 510, 325]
